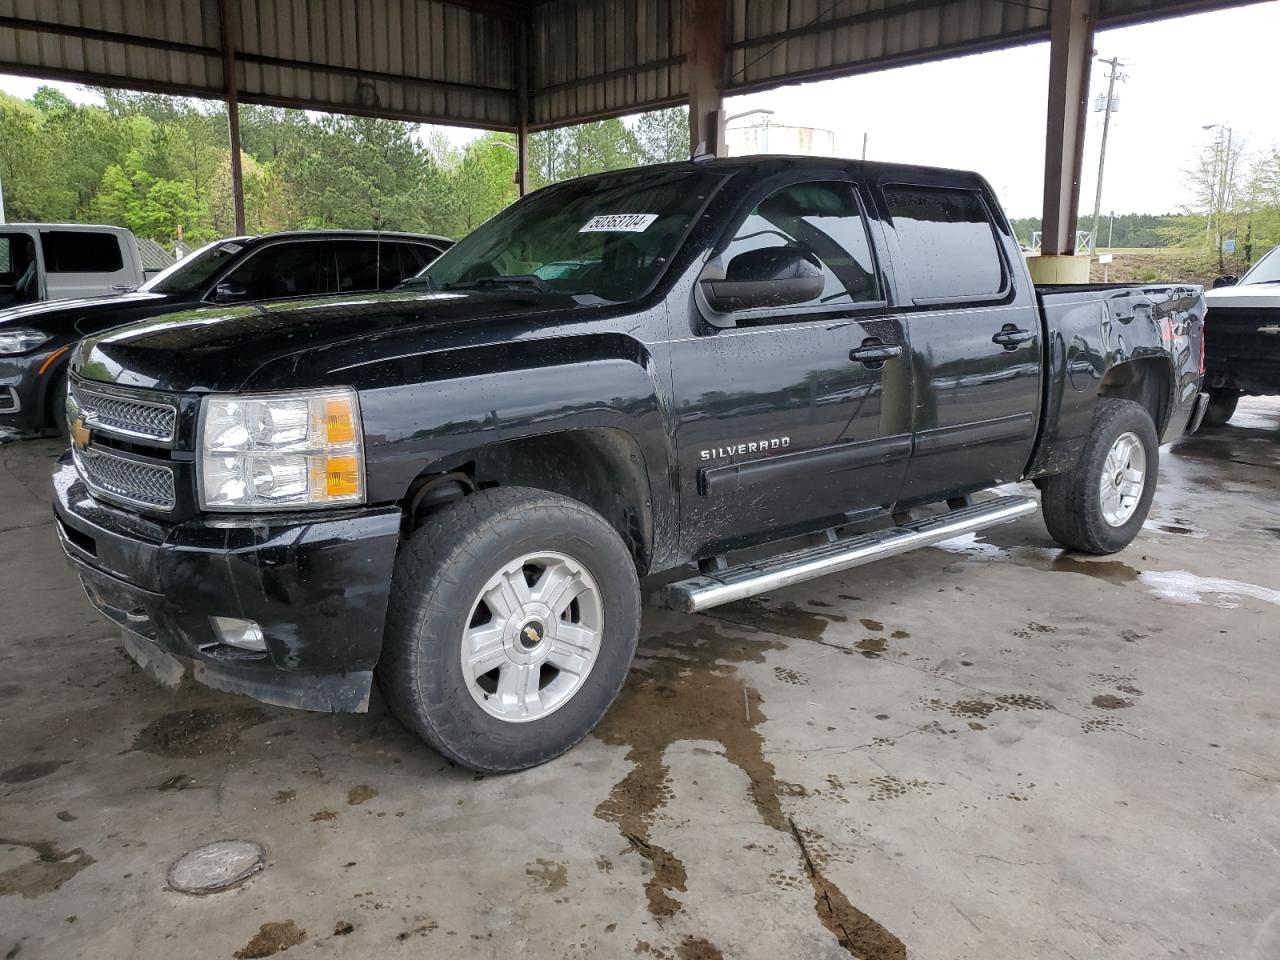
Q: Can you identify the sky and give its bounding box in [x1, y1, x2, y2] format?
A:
[2, 0, 1277, 221]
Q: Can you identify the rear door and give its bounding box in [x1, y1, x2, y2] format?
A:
[876, 180, 1042, 503]
[40, 230, 136, 300]
[670, 175, 913, 557]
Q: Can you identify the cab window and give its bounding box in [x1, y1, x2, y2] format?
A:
[220, 242, 330, 300]
[883, 185, 1006, 303]
[41, 231, 123, 273]
[721, 181, 880, 311]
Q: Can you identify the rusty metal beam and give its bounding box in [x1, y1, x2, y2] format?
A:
[1040, 0, 1097, 257]
[218, 0, 246, 235]
[685, 0, 727, 158]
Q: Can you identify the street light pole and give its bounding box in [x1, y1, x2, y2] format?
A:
[1089, 56, 1125, 255]
[1203, 122, 1233, 271]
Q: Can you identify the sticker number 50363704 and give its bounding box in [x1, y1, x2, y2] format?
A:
[579, 213, 658, 233]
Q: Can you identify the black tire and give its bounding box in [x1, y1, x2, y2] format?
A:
[50, 370, 69, 436]
[1040, 398, 1159, 555]
[377, 486, 641, 773]
[1201, 389, 1239, 429]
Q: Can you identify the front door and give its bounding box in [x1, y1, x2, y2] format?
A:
[669, 177, 914, 559]
[877, 181, 1043, 504]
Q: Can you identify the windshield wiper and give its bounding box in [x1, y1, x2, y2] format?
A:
[442, 275, 549, 293]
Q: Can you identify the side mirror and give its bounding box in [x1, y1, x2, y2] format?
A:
[213, 282, 248, 303]
[1212, 275, 1237, 289]
[702, 246, 824, 313]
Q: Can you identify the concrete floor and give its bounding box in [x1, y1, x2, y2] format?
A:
[2, 400, 1278, 960]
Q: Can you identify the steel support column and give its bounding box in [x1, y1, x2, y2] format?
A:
[515, 20, 530, 196]
[1040, 0, 1097, 258]
[218, 0, 246, 235]
[686, 0, 727, 157]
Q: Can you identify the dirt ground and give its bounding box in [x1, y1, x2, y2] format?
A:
[2, 400, 1279, 960]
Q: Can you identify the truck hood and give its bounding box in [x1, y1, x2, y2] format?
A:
[71, 289, 582, 392]
[1204, 284, 1280, 308]
[0, 291, 169, 331]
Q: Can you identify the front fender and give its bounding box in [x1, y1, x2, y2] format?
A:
[355, 333, 679, 565]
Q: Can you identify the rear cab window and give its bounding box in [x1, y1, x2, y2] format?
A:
[883, 185, 1008, 305]
[40, 231, 124, 273]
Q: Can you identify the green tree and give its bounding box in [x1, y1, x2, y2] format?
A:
[633, 107, 689, 164]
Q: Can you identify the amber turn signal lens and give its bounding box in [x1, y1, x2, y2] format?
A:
[325, 398, 356, 445]
[323, 455, 360, 498]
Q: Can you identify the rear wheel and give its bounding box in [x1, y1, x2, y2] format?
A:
[377, 486, 641, 773]
[1201, 389, 1239, 428]
[1041, 398, 1158, 555]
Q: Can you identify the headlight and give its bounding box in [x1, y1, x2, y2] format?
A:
[0, 328, 51, 355]
[198, 388, 365, 511]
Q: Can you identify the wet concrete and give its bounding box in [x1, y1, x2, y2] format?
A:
[2, 399, 1280, 959]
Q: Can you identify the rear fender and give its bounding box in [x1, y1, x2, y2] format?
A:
[1026, 285, 1203, 477]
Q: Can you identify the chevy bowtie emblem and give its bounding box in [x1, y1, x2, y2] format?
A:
[523, 625, 542, 645]
[70, 416, 92, 452]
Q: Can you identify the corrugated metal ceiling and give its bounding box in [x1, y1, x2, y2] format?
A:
[0, 0, 1263, 131]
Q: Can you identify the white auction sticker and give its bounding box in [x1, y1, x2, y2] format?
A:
[579, 213, 658, 233]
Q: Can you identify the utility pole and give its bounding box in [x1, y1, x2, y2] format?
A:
[1203, 122, 1233, 271]
[1089, 56, 1126, 254]
[861, 132, 868, 160]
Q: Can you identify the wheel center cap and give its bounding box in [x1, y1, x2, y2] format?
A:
[518, 619, 547, 651]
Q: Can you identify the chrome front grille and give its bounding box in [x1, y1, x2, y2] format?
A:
[73, 447, 176, 512]
[72, 383, 176, 442]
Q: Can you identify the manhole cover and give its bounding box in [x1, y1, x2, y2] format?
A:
[167, 840, 265, 895]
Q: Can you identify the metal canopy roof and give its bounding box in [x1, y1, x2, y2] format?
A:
[0, 0, 1261, 132]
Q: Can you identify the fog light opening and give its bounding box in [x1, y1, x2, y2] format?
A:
[210, 616, 267, 652]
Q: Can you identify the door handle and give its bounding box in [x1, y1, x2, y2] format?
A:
[992, 324, 1034, 350]
[849, 338, 903, 369]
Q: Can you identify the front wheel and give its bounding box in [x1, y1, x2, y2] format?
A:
[377, 487, 641, 773]
[1041, 398, 1159, 555]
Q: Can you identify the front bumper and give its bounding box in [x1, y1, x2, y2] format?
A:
[0, 347, 65, 438]
[52, 455, 402, 712]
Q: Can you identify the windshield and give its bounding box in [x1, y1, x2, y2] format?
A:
[416, 169, 722, 302]
[140, 239, 249, 295]
[1240, 245, 1280, 285]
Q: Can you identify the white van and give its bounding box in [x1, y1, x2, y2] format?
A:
[0, 224, 147, 307]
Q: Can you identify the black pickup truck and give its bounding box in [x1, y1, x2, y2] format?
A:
[51, 157, 1206, 772]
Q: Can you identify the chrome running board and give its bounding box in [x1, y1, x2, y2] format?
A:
[652, 495, 1038, 613]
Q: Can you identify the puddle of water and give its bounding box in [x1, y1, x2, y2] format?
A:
[1048, 555, 1140, 585]
[706, 598, 845, 641]
[132, 707, 268, 759]
[0, 761, 66, 784]
[593, 622, 905, 958]
[934, 535, 1141, 585]
[0, 838, 96, 898]
[1140, 570, 1280, 608]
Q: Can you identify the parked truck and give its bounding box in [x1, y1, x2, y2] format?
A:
[0, 224, 148, 308]
[52, 157, 1207, 773]
[1202, 244, 1280, 426]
